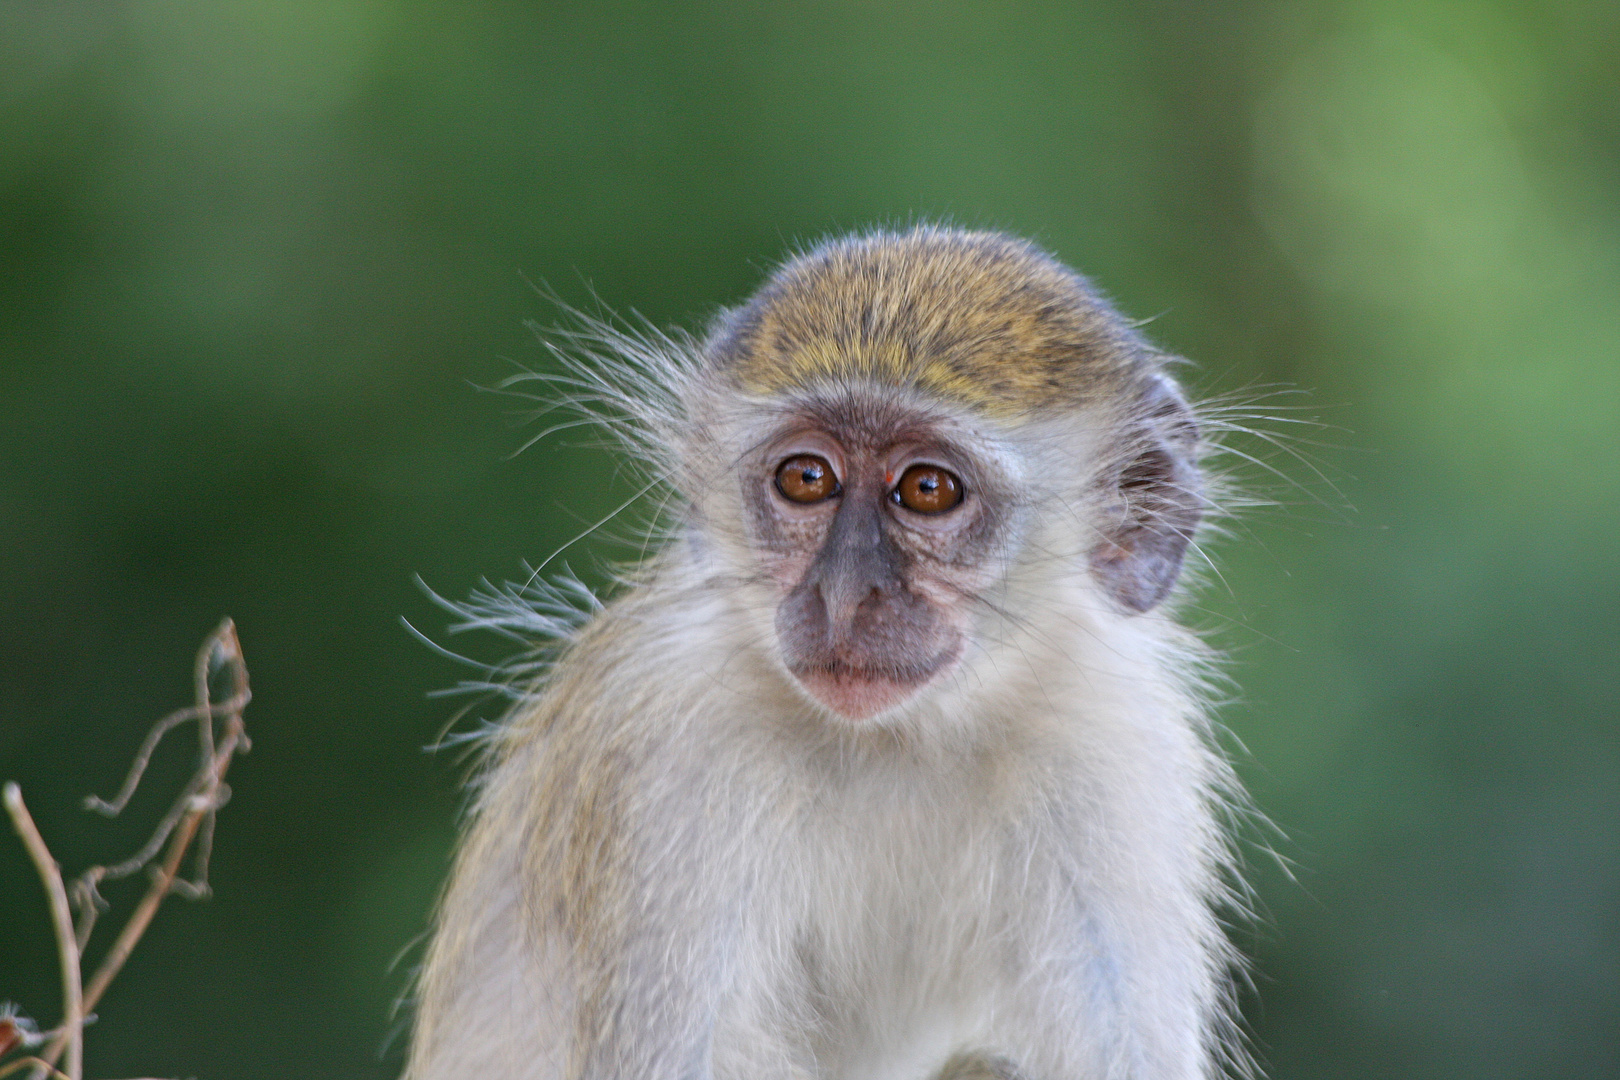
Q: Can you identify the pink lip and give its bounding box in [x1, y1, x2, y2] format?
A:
[793, 668, 924, 720]
[788, 644, 963, 721]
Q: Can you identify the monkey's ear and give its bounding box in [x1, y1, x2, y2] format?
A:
[1088, 375, 1203, 613]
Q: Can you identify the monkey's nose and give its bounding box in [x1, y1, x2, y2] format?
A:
[818, 580, 890, 632]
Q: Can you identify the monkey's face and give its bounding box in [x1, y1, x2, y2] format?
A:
[739, 390, 1019, 722]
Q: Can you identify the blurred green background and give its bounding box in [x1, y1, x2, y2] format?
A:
[2, 1, 1615, 1077]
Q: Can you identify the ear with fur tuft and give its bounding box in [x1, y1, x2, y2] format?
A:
[1089, 374, 1203, 613]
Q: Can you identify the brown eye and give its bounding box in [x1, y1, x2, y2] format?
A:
[775, 455, 840, 503]
[891, 464, 963, 514]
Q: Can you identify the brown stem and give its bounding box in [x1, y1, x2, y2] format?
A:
[34, 618, 249, 1075]
[0, 1057, 71, 1080]
[4, 784, 83, 1080]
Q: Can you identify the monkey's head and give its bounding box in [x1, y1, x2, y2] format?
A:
[692, 227, 1203, 723]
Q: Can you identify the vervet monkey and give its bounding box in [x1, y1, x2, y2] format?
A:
[408, 227, 1252, 1079]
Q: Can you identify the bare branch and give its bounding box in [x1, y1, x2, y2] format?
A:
[0, 1057, 71, 1080]
[3, 617, 252, 1080]
[82, 694, 249, 819]
[4, 784, 83, 1080]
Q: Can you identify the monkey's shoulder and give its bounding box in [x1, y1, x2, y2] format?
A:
[494, 572, 745, 739]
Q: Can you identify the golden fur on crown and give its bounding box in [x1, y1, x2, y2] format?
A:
[710, 226, 1152, 418]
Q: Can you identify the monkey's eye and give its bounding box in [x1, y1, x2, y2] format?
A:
[775, 455, 840, 503]
[891, 464, 963, 514]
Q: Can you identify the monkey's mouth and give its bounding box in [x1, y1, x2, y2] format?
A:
[786, 646, 961, 721]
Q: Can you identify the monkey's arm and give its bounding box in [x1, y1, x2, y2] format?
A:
[981, 734, 1238, 1080]
[406, 758, 576, 1078]
[409, 741, 751, 1079]
[412, 642, 801, 1080]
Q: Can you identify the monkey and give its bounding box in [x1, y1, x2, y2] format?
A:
[406, 226, 1253, 1080]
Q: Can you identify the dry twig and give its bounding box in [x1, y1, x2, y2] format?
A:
[2, 619, 252, 1080]
[2, 786, 80, 1080]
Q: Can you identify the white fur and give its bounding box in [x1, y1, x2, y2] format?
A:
[409, 313, 1251, 1080]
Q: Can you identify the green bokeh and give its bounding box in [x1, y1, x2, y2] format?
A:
[2, 2, 1614, 1077]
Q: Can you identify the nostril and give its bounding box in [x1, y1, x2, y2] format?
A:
[855, 584, 892, 615]
[853, 585, 897, 626]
